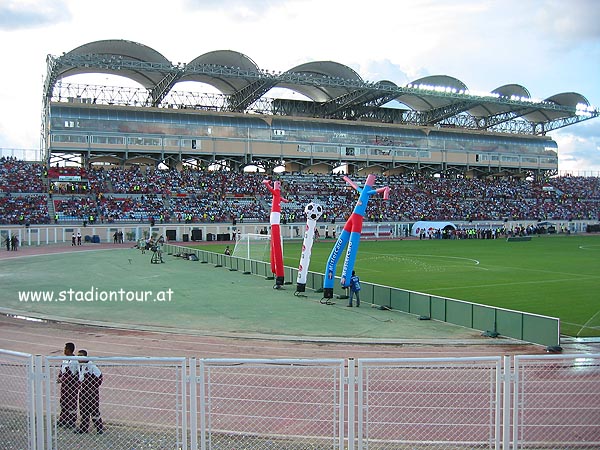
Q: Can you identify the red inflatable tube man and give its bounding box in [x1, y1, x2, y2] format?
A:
[263, 179, 289, 288]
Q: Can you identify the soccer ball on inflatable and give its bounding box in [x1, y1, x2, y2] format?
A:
[305, 202, 323, 221]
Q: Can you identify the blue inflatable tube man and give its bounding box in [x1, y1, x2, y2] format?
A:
[322, 174, 389, 300]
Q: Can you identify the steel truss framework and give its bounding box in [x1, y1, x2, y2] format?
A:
[43, 50, 598, 178]
[44, 53, 598, 133]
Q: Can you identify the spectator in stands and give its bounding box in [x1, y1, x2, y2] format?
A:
[2, 160, 599, 225]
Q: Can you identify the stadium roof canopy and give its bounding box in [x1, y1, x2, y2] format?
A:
[44, 39, 599, 136]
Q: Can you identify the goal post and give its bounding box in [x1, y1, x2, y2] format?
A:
[232, 233, 281, 262]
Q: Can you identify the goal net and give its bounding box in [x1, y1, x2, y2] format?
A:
[232, 233, 280, 262]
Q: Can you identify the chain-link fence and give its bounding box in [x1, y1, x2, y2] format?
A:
[3, 351, 600, 449]
[357, 357, 503, 449]
[513, 353, 600, 450]
[45, 356, 187, 450]
[196, 358, 346, 450]
[0, 350, 35, 450]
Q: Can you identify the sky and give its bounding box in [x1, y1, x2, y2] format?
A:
[0, 0, 599, 174]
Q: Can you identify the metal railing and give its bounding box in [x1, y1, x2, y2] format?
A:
[358, 356, 503, 449]
[1, 351, 599, 449]
[513, 354, 600, 449]
[44, 356, 187, 450]
[0, 350, 36, 449]
[195, 358, 345, 450]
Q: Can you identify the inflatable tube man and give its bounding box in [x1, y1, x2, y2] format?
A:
[263, 179, 289, 288]
[322, 174, 389, 299]
[296, 202, 323, 294]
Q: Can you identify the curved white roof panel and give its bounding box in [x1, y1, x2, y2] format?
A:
[523, 92, 590, 122]
[180, 50, 260, 94]
[469, 84, 532, 117]
[278, 61, 363, 103]
[58, 39, 171, 88]
[46, 40, 597, 131]
[397, 75, 468, 111]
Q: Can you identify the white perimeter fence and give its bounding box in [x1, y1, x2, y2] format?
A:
[1, 351, 599, 449]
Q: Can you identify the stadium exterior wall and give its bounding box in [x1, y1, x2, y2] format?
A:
[0, 220, 592, 246]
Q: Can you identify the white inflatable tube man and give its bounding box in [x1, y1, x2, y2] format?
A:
[296, 202, 323, 294]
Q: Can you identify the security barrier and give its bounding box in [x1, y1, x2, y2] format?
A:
[44, 356, 187, 450]
[195, 358, 345, 450]
[2, 351, 599, 449]
[357, 357, 503, 449]
[513, 354, 600, 449]
[0, 350, 36, 449]
[0, 219, 593, 247]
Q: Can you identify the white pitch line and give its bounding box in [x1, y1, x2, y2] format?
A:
[426, 276, 598, 292]
[577, 309, 600, 337]
[491, 264, 600, 279]
[579, 245, 600, 250]
[360, 251, 481, 265]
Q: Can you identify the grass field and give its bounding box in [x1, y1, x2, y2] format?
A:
[200, 234, 600, 337]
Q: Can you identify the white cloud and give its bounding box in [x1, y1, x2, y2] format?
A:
[0, 0, 598, 175]
[553, 121, 600, 174]
[535, 0, 600, 43]
[0, 0, 71, 30]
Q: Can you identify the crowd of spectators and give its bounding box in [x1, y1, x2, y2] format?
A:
[0, 157, 46, 193]
[96, 195, 169, 223]
[0, 195, 50, 224]
[0, 160, 599, 226]
[53, 197, 98, 222]
[0, 157, 50, 224]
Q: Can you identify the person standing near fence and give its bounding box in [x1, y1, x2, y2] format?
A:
[57, 342, 78, 428]
[346, 270, 361, 307]
[74, 349, 104, 435]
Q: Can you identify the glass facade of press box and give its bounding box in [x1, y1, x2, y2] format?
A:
[49, 104, 558, 165]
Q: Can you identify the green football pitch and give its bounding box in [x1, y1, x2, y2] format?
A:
[204, 234, 600, 337]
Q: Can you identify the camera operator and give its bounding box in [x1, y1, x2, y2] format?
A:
[150, 235, 165, 263]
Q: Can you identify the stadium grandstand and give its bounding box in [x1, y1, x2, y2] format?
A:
[42, 39, 598, 176]
[1, 39, 599, 230]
